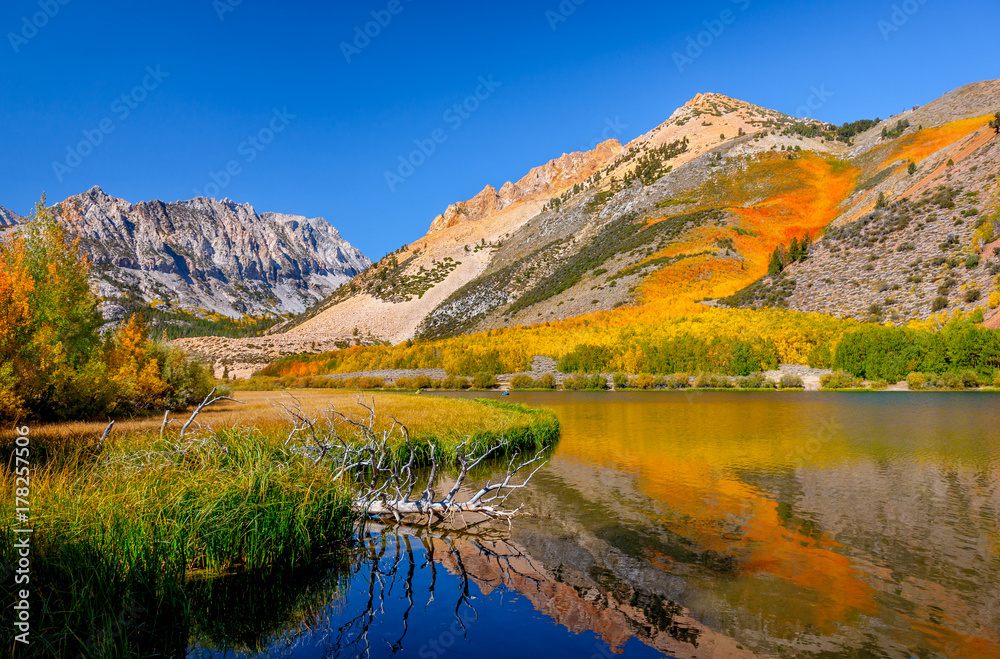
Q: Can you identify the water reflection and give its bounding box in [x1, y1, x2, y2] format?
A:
[507, 391, 1000, 657]
[194, 528, 751, 658]
[193, 392, 1000, 658]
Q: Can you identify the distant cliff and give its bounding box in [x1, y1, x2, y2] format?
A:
[44, 186, 370, 319]
[0, 204, 19, 226]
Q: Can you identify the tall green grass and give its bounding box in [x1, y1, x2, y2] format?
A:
[1, 398, 560, 656]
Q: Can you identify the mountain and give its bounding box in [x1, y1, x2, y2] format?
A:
[282, 83, 1000, 345]
[718, 80, 1000, 325]
[48, 187, 370, 320]
[0, 204, 19, 226]
[276, 92, 863, 342]
[177, 79, 1000, 373]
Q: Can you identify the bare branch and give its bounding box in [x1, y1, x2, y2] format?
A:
[179, 387, 242, 439]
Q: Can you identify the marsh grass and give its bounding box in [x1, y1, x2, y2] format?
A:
[0, 391, 558, 657]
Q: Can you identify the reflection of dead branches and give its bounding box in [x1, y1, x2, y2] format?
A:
[276, 395, 549, 528]
[321, 528, 544, 659]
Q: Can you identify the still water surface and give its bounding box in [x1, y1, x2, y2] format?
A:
[195, 392, 1000, 658]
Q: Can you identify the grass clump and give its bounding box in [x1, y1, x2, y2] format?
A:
[1, 427, 353, 657]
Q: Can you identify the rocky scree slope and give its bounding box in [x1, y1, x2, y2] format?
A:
[50, 186, 370, 320]
[720, 138, 1000, 324]
[718, 79, 1000, 325]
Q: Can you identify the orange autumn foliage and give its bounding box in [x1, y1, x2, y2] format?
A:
[877, 116, 988, 169]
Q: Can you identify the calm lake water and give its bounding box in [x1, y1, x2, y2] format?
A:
[193, 392, 1000, 658]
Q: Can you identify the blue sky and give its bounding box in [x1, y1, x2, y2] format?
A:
[1, 0, 996, 258]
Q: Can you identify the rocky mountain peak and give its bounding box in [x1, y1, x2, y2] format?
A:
[428, 138, 622, 233]
[0, 203, 20, 226]
[38, 188, 371, 319]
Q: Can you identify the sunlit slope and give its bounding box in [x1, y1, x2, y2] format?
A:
[627, 153, 859, 317]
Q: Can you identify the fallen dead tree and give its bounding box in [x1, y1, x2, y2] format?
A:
[276, 395, 549, 528]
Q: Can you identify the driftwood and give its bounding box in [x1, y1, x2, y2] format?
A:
[277, 395, 548, 527]
[178, 387, 241, 439]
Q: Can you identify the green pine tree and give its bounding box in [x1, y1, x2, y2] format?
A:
[788, 237, 800, 261]
[768, 248, 783, 276]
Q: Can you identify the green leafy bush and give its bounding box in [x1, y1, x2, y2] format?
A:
[628, 374, 660, 389]
[694, 373, 733, 388]
[562, 373, 607, 390]
[779, 374, 805, 389]
[471, 372, 498, 389]
[534, 373, 557, 389]
[441, 375, 471, 390]
[735, 373, 777, 389]
[820, 371, 863, 389]
[509, 374, 535, 390]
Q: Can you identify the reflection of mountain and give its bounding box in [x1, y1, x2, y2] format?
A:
[430, 532, 758, 658]
[508, 393, 1000, 657]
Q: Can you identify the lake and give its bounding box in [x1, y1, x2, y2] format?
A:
[193, 392, 1000, 658]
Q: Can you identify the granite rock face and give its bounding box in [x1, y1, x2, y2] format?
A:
[49, 186, 370, 318]
[0, 204, 19, 226]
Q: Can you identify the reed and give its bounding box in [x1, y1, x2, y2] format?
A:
[0, 393, 559, 657]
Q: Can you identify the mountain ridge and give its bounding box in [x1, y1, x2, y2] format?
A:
[0, 204, 19, 226]
[163, 79, 1000, 375]
[16, 186, 371, 322]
